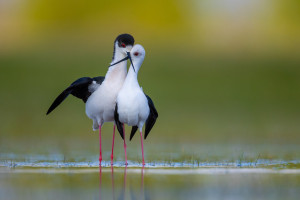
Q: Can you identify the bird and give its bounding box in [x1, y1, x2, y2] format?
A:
[46, 33, 135, 164]
[114, 44, 158, 165]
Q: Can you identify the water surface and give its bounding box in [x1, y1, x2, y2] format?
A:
[1, 156, 300, 200]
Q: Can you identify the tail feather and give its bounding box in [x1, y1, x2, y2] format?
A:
[130, 126, 138, 141]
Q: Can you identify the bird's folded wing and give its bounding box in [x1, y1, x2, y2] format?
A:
[128, 95, 158, 140]
[144, 95, 158, 139]
[114, 103, 124, 140]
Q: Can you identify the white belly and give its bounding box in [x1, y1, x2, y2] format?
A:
[117, 89, 150, 127]
[85, 81, 121, 124]
[118, 101, 140, 126]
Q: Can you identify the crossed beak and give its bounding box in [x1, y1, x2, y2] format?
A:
[109, 52, 135, 72]
[126, 52, 135, 72]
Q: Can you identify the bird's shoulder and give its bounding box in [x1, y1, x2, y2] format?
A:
[87, 76, 105, 93]
[69, 76, 105, 102]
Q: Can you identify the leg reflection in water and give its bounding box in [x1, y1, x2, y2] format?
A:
[128, 166, 146, 200]
[111, 165, 115, 200]
[119, 165, 127, 200]
[99, 165, 102, 200]
[99, 165, 148, 200]
[141, 166, 145, 200]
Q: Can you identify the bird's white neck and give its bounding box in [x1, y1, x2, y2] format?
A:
[111, 50, 125, 65]
[123, 65, 140, 88]
[105, 53, 128, 85]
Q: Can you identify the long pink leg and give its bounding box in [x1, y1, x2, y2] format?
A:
[123, 124, 128, 165]
[111, 124, 116, 165]
[99, 125, 102, 164]
[140, 131, 145, 165]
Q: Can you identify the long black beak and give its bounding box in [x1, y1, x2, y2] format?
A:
[109, 52, 135, 72]
[109, 55, 129, 67]
[127, 52, 135, 72]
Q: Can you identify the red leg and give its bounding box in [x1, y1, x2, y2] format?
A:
[99, 125, 102, 164]
[140, 131, 145, 165]
[111, 124, 116, 165]
[123, 124, 128, 165]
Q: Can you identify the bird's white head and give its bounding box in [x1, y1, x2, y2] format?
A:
[130, 44, 146, 72]
[113, 34, 135, 61]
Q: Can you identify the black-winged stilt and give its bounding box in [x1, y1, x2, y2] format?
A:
[114, 44, 158, 165]
[46, 34, 135, 164]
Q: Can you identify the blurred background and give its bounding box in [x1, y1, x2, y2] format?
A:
[0, 0, 299, 162]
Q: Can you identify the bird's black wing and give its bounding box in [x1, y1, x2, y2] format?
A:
[70, 76, 105, 101]
[114, 103, 124, 140]
[93, 76, 105, 85]
[46, 76, 105, 115]
[129, 94, 158, 140]
[144, 95, 158, 139]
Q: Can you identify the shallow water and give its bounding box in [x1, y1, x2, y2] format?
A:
[1, 167, 300, 200]
[1, 140, 300, 200]
[1, 156, 300, 200]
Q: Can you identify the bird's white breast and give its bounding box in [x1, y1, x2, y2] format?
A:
[117, 87, 149, 127]
[85, 63, 127, 124]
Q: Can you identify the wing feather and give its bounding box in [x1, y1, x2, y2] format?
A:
[130, 126, 138, 141]
[114, 103, 124, 140]
[46, 76, 104, 115]
[144, 95, 158, 139]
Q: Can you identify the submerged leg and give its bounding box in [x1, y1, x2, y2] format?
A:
[123, 124, 128, 165]
[111, 124, 116, 165]
[99, 125, 102, 164]
[140, 131, 145, 165]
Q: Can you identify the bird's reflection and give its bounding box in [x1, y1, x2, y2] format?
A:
[98, 165, 147, 200]
[111, 165, 115, 200]
[119, 165, 127, 200]
[99, 164, 102, 200]
[134, 166, 145, 200]
[141, 166, 145, 199]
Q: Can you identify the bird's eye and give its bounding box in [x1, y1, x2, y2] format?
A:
[121, 43, 126, 48]
[134, 52, 139, 56]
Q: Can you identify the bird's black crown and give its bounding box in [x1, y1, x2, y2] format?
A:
[115, 33, 135, 47]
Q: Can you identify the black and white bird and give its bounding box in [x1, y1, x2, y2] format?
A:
[114, 44, 158, 165]
[46, 34, 135, 164]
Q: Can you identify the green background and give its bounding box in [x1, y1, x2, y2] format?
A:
[0, 0, 299, 162]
